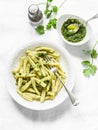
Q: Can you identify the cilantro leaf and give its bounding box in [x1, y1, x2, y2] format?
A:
[81, 61, 90, 66]
[89, 65, 97, 75]
[83, 68, 91, 77]
[47, 0, 53, 2]
[50, 18, 57, 29]
[44, 9, 49, 15]
[91, 49, 97, 59]
[82, 64, 97, 76]
[44, 2, 49, 15]
[52, 6, 58, 13]
[46, 10, 52, 18]
[46, 2, 49, 8]
[46, 18, 57, 30]
[35, 25, 45, 34]
[46, 23, 52, 30]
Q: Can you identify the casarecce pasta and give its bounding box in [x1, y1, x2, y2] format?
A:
[12, 46, 66, 102]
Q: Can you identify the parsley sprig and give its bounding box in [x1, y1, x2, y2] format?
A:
[81, 41, 98, 77]
[35, 0, 67, 34]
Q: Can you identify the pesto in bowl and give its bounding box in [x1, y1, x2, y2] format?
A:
[61, 18, 86, 43]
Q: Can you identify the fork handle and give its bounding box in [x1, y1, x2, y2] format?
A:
[55, 72, 79, 106]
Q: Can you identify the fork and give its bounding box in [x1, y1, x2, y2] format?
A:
[45, 56, 79, 106]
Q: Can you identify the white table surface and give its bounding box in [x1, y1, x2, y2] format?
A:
[0, 0, 98, 130]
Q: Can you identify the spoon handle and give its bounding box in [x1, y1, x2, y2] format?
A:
[55, 72, 79, 106]
[86, 13, 98, 23]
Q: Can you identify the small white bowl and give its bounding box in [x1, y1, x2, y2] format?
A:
[57, 14, 92, 46]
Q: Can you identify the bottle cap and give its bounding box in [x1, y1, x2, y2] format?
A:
[28, 4, 39, 15]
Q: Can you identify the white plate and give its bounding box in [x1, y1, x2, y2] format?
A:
[6, 40, 75, 110]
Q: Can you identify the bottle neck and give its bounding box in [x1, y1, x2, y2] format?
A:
[28, 4, 39, 16]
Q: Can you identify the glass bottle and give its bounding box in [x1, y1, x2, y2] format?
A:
[28, 4, 43, 25]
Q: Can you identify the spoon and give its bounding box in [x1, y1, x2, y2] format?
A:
[67, 23, 80, 34]
[86, 13, 98, 24]
[68, 13, 98, 33]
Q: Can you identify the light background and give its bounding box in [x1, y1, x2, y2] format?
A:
[0, 0, 98, 130]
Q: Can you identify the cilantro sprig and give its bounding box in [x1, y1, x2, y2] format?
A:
[35, 0, 67, 34]
[46, 18, 57, 29]
[82, 61, 97, 77]
[81, 41, 98, 77]
[44, 1, 58, 18]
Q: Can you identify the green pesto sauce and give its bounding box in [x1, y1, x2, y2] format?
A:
[61, 19, 86, 43]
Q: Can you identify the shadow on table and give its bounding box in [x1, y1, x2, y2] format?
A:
[63, 35, 96, 59]
[64, 41, 92, 59]
[12, 97, 71, 122]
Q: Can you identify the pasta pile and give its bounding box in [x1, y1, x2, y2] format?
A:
[12, 47, 66, 102]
